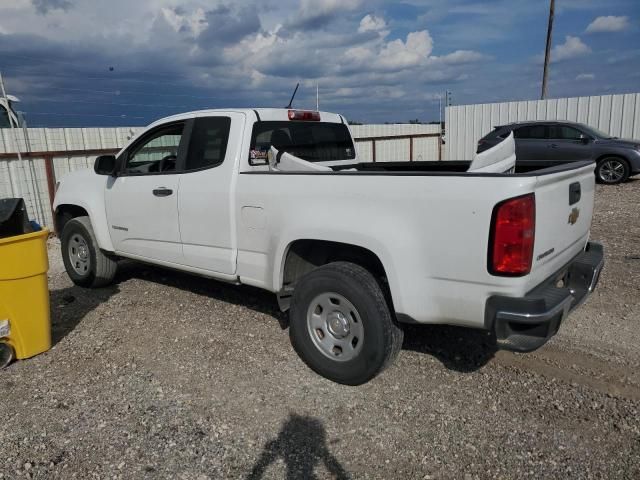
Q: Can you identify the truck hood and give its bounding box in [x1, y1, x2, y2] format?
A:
[59, 167, 95, 184]
[53, 168, 108, 210]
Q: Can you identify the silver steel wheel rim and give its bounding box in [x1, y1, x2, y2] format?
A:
[306, 292, 364, 362]
[68, 233, 91, 276]
[600, 160, 625, 182]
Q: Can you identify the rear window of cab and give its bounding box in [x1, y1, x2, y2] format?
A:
[249, 121, 356, 164]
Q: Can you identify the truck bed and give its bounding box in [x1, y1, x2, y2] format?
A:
[238, 160, 596, 328]
[331, 160, 594, 175]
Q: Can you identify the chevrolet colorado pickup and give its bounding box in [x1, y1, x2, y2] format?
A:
[53, 108, 604, 385]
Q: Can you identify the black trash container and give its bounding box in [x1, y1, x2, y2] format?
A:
[0, 198, 33, 239]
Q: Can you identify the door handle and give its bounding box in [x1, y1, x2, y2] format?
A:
[548, 143, 558, 148]
[152, 187, 173, 197]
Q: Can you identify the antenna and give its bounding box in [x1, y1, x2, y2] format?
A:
[286, 83, 299, 109]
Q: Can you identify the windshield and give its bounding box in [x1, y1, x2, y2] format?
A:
[250, 121, 356, 163]
[578, 123, 613, 139]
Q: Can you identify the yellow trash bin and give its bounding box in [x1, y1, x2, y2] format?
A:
[0, 228, 51, 367]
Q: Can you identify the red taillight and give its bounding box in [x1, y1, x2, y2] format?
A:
[288, 110, 320, 121]
[489, 193, 535, 276]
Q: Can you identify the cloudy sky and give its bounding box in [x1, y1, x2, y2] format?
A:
[0, 0, 638, 126]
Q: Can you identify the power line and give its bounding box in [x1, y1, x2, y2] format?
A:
[2, 65, 193, 88]
[44, 85, 226, 101]
[1, 64, 256, 97]
[23, 97, 196, 109]
[0, 52, 192, 79]
[22, 111, 146, 119]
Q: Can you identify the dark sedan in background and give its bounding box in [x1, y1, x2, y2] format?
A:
[477, 121, 640, 184]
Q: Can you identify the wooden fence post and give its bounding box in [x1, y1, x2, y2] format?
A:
[43, 154, 56, 212]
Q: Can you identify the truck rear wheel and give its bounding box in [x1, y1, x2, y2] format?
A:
[289, 262, 403, 385]
[61, 216, 117, 288]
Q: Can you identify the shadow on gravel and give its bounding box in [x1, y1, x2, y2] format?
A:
[247, 414, 349, 480]
[113, 261, 499, 373]
[402, 324, 498, 372]
[50, 285, 119, 346]
[113, 260, 290, 329]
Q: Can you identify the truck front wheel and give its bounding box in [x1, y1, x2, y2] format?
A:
[61, 216, 117, 288]
[289, 262, 403, 385]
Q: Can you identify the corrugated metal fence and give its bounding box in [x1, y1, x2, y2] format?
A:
[446, 93, 640, 160]
[0, 127, 140, 229]
[0, 124, 441, 229]
[351, 124, 441, 162]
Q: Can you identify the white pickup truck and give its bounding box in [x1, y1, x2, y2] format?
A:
[53, 108, 604, 385]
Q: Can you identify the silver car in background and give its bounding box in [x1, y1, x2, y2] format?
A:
[477, 120, 640, 184]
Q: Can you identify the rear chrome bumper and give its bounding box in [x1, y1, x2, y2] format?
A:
[486, 242, 604, 352]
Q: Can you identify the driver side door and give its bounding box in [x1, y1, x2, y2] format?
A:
[105, 120, 188, 264]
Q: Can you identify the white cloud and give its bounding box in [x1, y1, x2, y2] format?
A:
[289, 0, 362, 30]
[552, 35, 591, 61]
[434, 50, 486, 64]
[358, 14, 386, 33]
[576, 73, 595, 81]
[378, 31, 434, 68]
[344, 30, 434, 70]
[0, 0, 501, 123]
[586, 16, 630, 33]
[161, 7, 207, 37]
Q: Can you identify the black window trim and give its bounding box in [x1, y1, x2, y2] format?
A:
[117, 119, 193, 177]
[512, 124, 549, 140]
[181, 116, 232, 174]
[547, 124, 586, 141]
[248, 120, 356, 166]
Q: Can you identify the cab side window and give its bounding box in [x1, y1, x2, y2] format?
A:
[125, 123, 185, 174]
[185, 117, 231, 171]
[513, 125, 547, 139]
[549, 126, 582, 140]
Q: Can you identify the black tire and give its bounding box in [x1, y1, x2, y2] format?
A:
[595, 157, 630, 184]
[289, 262, 403, 385]
[0, 342, 14, 369]
[61, 216, 117, 288]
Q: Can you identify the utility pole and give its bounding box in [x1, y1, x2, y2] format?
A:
[316, 83, 319, 111]
[541, 0, 555, 100]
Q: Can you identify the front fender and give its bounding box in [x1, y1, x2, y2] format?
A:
[53, 169, 114, 252]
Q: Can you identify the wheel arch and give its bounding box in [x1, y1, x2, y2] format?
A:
[54, 202, 114, 252]
[275, 238, 399, 312]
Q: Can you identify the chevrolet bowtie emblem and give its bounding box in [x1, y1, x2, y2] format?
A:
[568, 207, 580, 225]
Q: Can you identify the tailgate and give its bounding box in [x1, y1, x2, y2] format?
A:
[527, 163, 596, 288]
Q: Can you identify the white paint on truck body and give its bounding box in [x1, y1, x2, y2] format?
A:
[53, 108, 596, 329]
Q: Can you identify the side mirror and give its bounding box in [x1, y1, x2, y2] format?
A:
[579, 134, 590, 144]
[94, 154, 117, 176]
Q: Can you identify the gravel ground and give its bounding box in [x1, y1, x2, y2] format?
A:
[1, 180, 639, 479]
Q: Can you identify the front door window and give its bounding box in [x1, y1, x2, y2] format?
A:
[125, 124, 184, 174]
